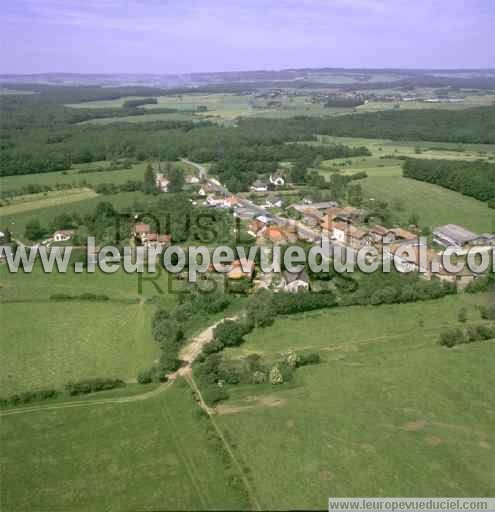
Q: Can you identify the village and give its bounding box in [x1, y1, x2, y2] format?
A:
[123, 162, 495, 292]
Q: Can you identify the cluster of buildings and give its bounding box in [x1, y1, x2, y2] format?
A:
[133, 223, 172, 249]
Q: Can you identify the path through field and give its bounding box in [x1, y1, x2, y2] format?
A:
[0, 316, 235, 417]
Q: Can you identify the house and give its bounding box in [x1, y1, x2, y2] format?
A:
[389, 227, 417, 242]
[302, 208, 324, 227]
[269, 174, 285, 187]
[261, 225, 298, 245]
[390, 241, 433, 273]
[331, 222, 368, 248]
[53, 230, 75, 242]
[320, 206, 365, 232]
[227, 258, 255, 280]
[144, 233, 172, 249]
[206, 194, 225, 207]
[185, 175, 200, 184]
[281, 269, 310, 293]
[367, 225, 396, 244]
[134, 223, 151, 238]
[223, 195, 241, 208]
[198, 183, 218, 197]
[264, 197, 284, 209]
[250, 179, 268, 192]
[155, 173, 169, 192]
[234, 207, 258, 220]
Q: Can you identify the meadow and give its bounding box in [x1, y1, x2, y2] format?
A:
[317, 138, 495, 233]
[0, 191, 148, 239]
[1, 300, 159, 395]
[0, 383, 247, 511]
[217, 293, 495, 508]
[0, 161, 148, 194]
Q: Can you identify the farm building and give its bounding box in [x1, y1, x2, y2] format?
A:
[433, 224, 480, 248]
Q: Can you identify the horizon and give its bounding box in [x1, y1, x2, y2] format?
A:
[2, 0, 494, 74]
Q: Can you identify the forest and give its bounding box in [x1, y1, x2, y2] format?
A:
[403, 158, 495, 203]
[1, 88, 495, 179]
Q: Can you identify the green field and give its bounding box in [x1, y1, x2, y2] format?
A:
[0, 191, 148, 239]
[1, 383, 246, 511]
[0, 161, 148, 194]
[317, 136, 495, 161]
[1, 300, 159, 395]
[216, 293, 495, 508]
[316, 139, 495, 233]
[69, 92, 353, 125]
[360, 173, 494, 233]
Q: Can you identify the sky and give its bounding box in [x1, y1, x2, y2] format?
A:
[1, 0, 494, 74]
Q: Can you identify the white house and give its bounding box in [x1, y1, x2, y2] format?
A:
[250, 179, 268, 192]
[155, 173, 169, 192]
[269, 175, 285, 187]
[281, 270, 310, 293]
[53, 230, 75, 242]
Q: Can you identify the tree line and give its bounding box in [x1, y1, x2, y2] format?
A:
[403, 158, 495, 203]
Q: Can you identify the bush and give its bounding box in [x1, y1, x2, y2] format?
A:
[65, 378, 125, 396]
[269, 366, 284, 385]
[213, 320, 253, 348]
[297, 351, 321, 367]
[137, 368, 154, 384]
[439, 328, 466, 348]
[480, 304, 495, 320]
[202, 385, 229, 406]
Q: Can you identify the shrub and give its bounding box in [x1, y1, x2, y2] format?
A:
[458, 307, 468, 323]
[480, 304, 495, 320]
[137, 368, 154, 384]
[213, 320, 253, 348]
[269, 366, 284, 385]
[297, 351, 321, 366]
[65, 378, 125, 396]
[202, 385, 229, 405]
[252, 371, 266, 384]
[439, 328, 466, 348]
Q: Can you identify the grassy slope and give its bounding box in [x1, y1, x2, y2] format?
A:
[317, 138, 495, 233]
[0, 162, 148, 193]
[0, 383, 246, 511]
[0, 191, 148, 239]
[1, 301, 159, 395]
[360, 173, 494, 233]
[217, 293, 495, 508]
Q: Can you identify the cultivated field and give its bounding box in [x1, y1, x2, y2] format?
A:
[218, 293, 495, 508]
[1, 383, 247, 511]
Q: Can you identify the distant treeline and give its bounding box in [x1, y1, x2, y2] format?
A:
[1, 90, 495, 179]
[123, 97, 158, 108]
[324, 97, 365, 108]
[403, 158, 495, 203]
[239, 106, 495, 144]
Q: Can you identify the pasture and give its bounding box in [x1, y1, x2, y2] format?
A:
[0, 161, 148, 194]
[0, 300, 159, 395]
[0, 191, 149, 239]
[217, 293, 495, 508]
[1, 384, 246, 511]
[359, 173, 494, 233]
[317, 135, 495, 161]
